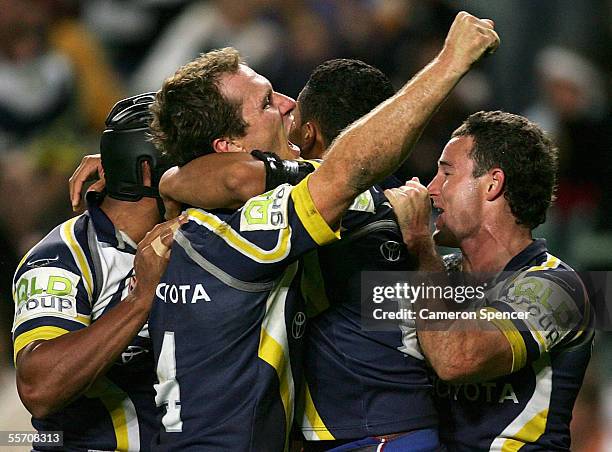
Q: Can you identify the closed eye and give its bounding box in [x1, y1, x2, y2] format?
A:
[262, 91, 272, 109]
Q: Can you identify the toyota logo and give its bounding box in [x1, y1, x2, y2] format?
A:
[380, 240, 402, 262]
[292, 311, 306, 339]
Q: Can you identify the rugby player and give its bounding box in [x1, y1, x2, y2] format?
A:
[146, 12, 498, 451]
[159, 59, 439, 450]
[385, 111, 593, 450]
[12, 94, 183, 451]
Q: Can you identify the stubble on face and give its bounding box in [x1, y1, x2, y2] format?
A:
[430, 135, 485, 248]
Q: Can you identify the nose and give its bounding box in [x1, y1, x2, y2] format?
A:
[427, 173, 441, 197]
[275, 93, 296, 116]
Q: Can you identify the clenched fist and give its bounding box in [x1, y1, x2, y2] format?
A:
[440, 11, 500, 75]
[385, 177, 433, 251]
[130, 215, 187, 307]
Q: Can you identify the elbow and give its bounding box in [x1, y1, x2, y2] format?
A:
[428, 351, 482, 384]
[158, 166, 179, 200]
[429, 357, 465, 383]
[433, 364, 470, 384]
[17, 381, 57, 419]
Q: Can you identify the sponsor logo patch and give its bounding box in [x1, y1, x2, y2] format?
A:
[380, 240, 402, 262]
[14, 296, 78, 323]
[348, 190, 375, 213]
[240, 185, 291, 231]
[13, 267, 81, 326]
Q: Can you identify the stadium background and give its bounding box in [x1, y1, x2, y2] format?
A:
[0, 0, 609, 450]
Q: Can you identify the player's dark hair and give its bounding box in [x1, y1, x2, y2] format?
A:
[452, 110, 558, 229]
[298, 59, 395, 147]
[150, 47, 248, 166]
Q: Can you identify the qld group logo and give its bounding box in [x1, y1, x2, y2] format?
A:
[292, 311, 306, 339]
[380, 240, 402, 262]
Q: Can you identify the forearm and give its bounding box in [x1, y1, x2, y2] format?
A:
[417, 325, 511, 383]
[160, 153, 266, 210]
[16, 291, 151, 418]
[310, 54, 467, 224]
[410, 241, 512, 382]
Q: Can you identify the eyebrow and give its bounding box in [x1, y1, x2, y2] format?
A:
[438, 160, 453, 167]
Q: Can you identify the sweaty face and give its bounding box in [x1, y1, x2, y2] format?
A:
[219, 64, 300, 159]
[427, 135, 487, 247]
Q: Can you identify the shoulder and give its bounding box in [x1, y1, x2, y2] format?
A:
[13, 215, 92, 302]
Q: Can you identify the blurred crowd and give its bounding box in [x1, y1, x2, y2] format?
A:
[0, 0, 610, 450]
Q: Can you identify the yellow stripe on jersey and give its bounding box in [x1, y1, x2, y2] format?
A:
[291, 176, 341, 246]
[500, 409, 549, 451]
[530, 328, 547, 353]
[86, 377, 140, 452]
[490, 354, 552, 451]
[527, 253, 560, 272]
[301, 251, 330, 318]
[259, 328, 292, 447]
[257, 263, 299, 451]
[61, 217, 93, 301]
[482, 307, 527, 373]
[187, 209, 292, 263]
[13, 326, 69, 363]
[303, 383, 335, 440]
[13, 249, 36, 297]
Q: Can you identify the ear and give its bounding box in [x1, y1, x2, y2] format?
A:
[141, 160, 152, 187]
[301, 121, 327, 158]
[301, 122, 316, 152]
[212, 137, 232, 153]
[213, 137, 248, 153]
[485, 168, 505, 201]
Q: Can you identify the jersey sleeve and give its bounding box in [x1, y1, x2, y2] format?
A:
[177, 175, 341, 283]
[12, 239, 93, 363]
[483, 267, 590, 373]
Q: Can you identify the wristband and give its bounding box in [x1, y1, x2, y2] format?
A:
[251, 150, 317, 190]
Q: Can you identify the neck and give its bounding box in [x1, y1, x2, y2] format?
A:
[459, 222, 532, 273]
[100, 197, 160, 243]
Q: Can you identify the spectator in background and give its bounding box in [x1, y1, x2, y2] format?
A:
[0, 0, 127, 334]
[45, 0, 125, 132]
[271, 0, 338, 97]
[0, 0, 75, 152]
[524, 46, 612, 248]
[80, 0, 189, 77]
[130, 0, 284, 93]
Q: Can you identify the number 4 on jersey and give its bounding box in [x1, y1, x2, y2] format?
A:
[155, 332, 183, 432]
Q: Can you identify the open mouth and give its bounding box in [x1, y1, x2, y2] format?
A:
[283, 113, 300, 157]
[287, 140, 300, 156]
[432, 206, 444, 228]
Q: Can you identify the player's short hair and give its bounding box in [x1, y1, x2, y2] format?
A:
[150, 47, 248, 166]
[452, 110, 558, 229]
[298, 59, 395, 147]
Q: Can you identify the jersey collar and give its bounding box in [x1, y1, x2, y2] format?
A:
[86, 191, 137, 254]
[502, 238, 548, 272]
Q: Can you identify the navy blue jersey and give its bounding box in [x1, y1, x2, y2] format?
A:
[435, 240, 593, 451]
[12, 196, 156, 451]
[298, 186, 437, 440]
[148, 178, 340, 451]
